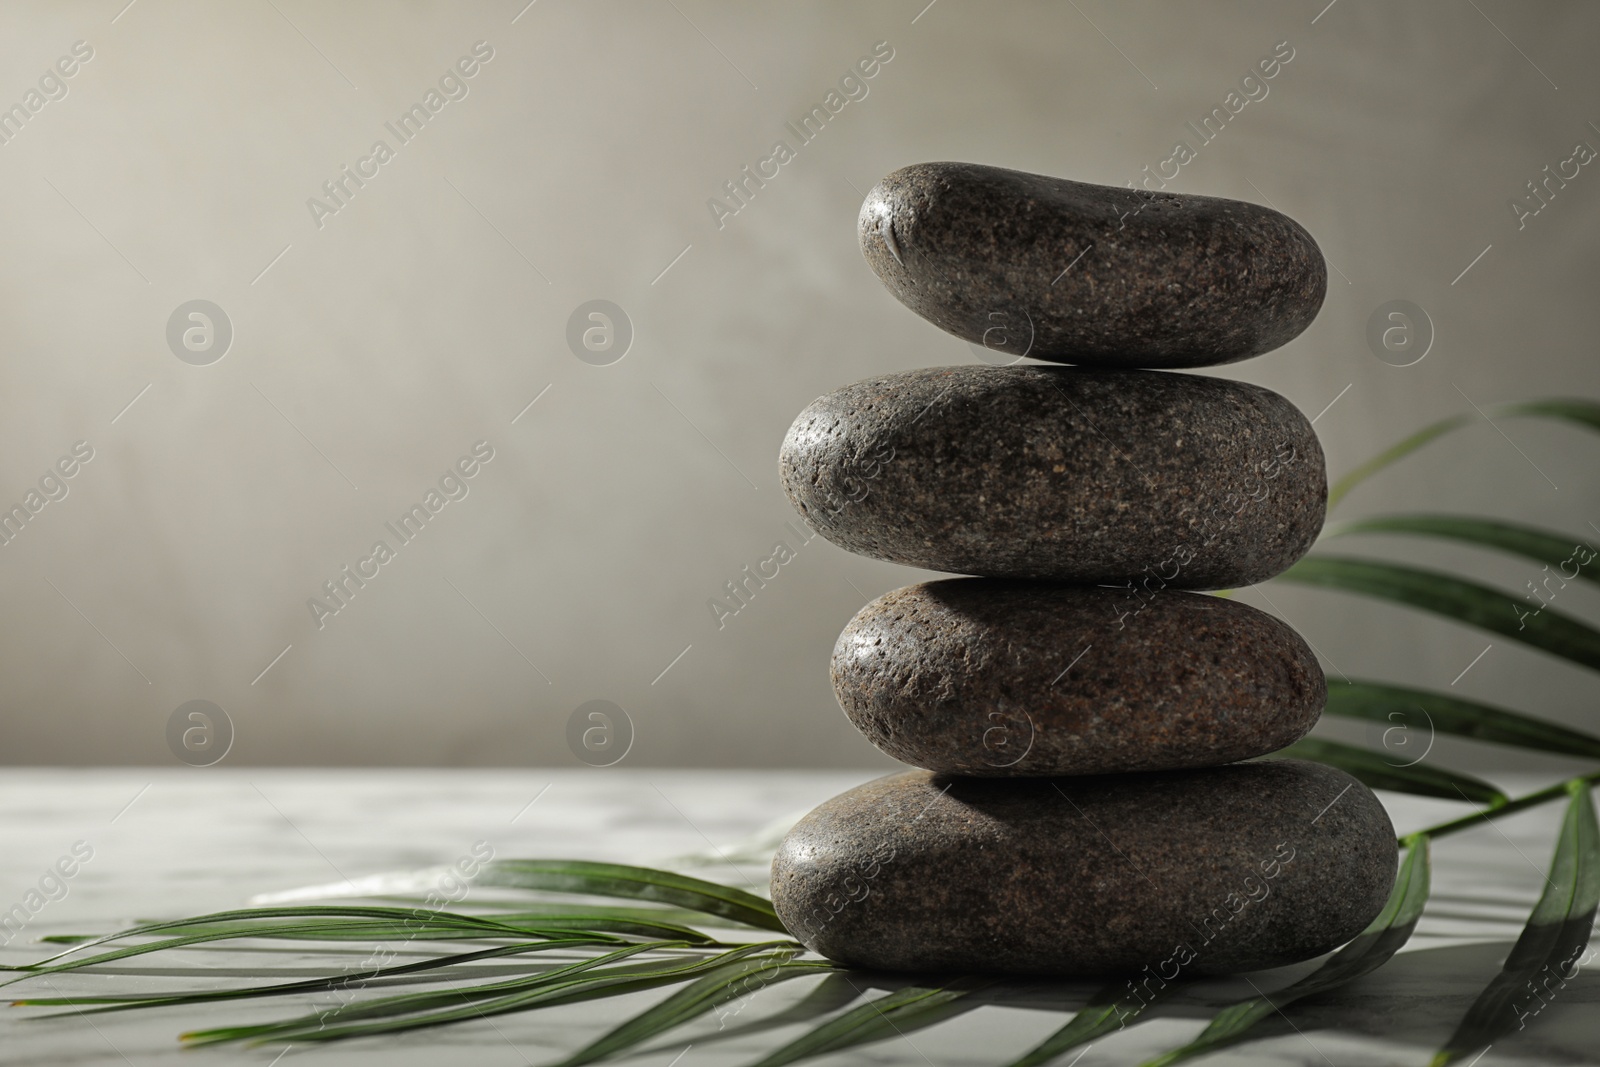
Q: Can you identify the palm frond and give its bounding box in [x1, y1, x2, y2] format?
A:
[1429, 782, 1599, 1066]
[12, 937, 614, 1014]
[1322, 514, 1599, 586]
[549, 953, 834, 1067]
[1139, 836, 1431, 1067]
[743, 978, 989, 1067]
[473, 860, 785, 931]
[1326, 399, 1600, 509]
[1002, 979, 1174, 1067]
[1325, 680, 1600, 760]
[182, 941, 799, 1047]
[1276, 555, 1600, 673]
[1275, 738, 1506, 806]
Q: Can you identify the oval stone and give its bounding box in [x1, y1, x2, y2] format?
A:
[770, 762, 1396, 976]
[858, 162, 1327, 368]
[833, 580, 1324, 776]
[779, 365, 1326, 588]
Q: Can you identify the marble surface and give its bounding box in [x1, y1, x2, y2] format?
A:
[0, 768, 1595, 1066]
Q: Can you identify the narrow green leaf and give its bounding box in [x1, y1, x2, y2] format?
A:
[480, 903, 734, 926]
[1322, 514, 1600, 589]
[743, 979, 987, 1067]
[1141, 836, 1431, 1067]
[12, 937, 612, 1013]
[33, 911, 721, 947]
[706, 972, 867, 1042]
[1002, 979, 1174, 1067]
[3, 919, 562, 987]
[549, 954, 834, 1067]
[180, 941, 702, 1045]
[6, 905, 537, 972]
[509, 917, 719, 944]
[474, 860, 786, 932]
[1327, 399, 1600, 510]
[181, 947, 694, 1049]
[1276, 739, 1507, 806]
[1327, 413, 1478, 510]
[1431, 782, 1600, 1066]
[184, 941, 794, 1047]
[1276, 555, 1600, 673]
[1325, 680, 1600, 761]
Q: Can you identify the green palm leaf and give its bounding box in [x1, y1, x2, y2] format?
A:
[1275, 555, 1600, 673]
[1276, 739, 1507, 806]
[1322, 515, 1600, 588]
[1141, 836, 1431, 1067]
[1430, 781, 1600, 1066]
[36, 911, 720, 948]
[346, 900, 739, 928]
[466, 913, 719, 943]
[183, 941, 794, 1047]
[1327, 399, 1600, 510]
[1002, 979, 1173, 1067]
[474, 860, 786, 931]
[1325, 680, 1600, 760]
[8, 904, 537, 971]
[3, 918, 572, 986]
[549, 953, 834, 1067]
[182, 941, 688, 1045]
[743, 979, 989, 1067]
[13, 937, 615, 1014]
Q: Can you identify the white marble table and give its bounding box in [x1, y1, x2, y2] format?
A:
[0, 769, 1594, 1066]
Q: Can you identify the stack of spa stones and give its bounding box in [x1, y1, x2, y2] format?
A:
[770, 162, 1397, 977]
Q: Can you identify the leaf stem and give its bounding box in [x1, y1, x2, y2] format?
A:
[1407, 772, 1600, 842]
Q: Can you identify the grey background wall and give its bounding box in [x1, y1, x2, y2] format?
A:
[0, 1, 1596, 771]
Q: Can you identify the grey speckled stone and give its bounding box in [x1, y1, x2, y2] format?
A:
[770, 762, 1396, 976]
[859, 162, 1327, 369]
[833, 580, 1323, 776]
[780, 364, 1325, 588]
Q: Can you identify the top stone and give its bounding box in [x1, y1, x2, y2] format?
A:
[859, 162, 1327, 368]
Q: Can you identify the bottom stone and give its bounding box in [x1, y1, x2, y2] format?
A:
[770, 761, 1396, 976]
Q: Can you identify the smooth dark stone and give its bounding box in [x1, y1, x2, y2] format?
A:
[859, 162, 1326, 368]
[833, 580, 1323, 776]
[770, 762, 1396, 976]
[779, 365, 1325, 588]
